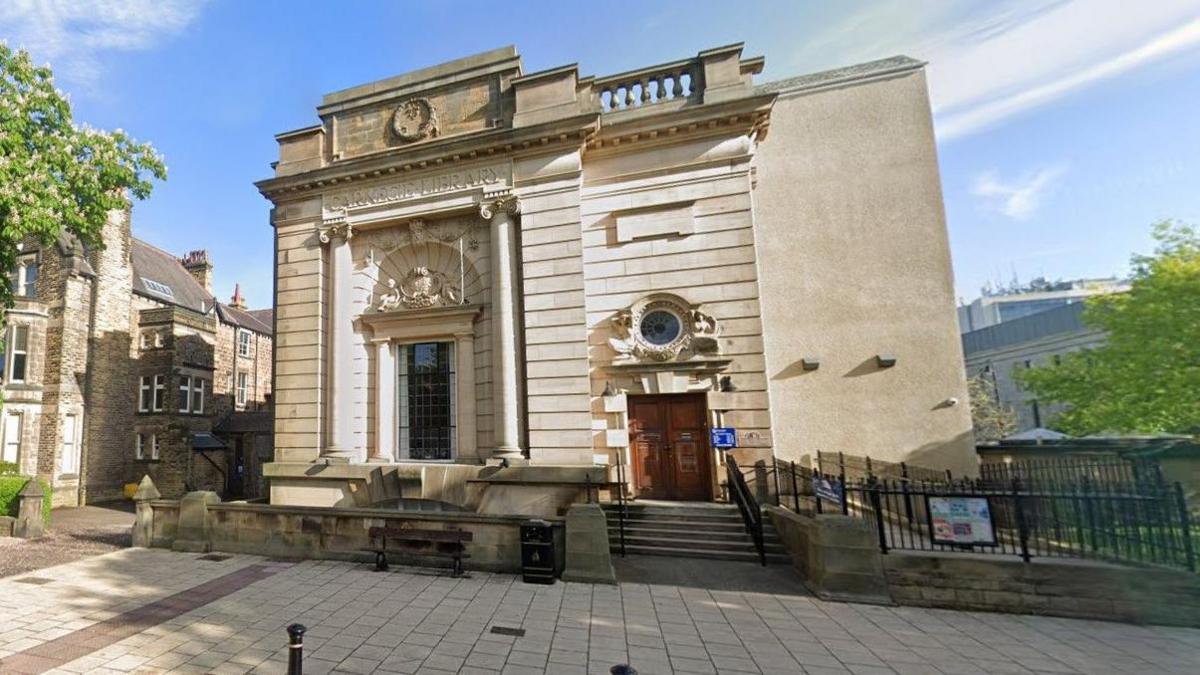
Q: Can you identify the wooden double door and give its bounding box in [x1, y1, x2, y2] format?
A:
[629, 394, 713, 501]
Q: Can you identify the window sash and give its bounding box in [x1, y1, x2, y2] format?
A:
[192, 380, 205, 414]
[9, 325, 28, 382]
[153, 375, 165, 411]
[396, 341, 456, 461]
[238, 330, 251, 356]
[139, 376, 151, 412]
[236, 372, 248, 405]
[179, 376, 191, 413]
[61, 414, 79, 474]
[150, 434, 159, 460]
[2, 412, 21, 464]
[135, 433, 144, 460]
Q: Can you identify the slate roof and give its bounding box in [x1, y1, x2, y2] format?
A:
[756, 55, 926, 96]
[130, 239, 273, 335]
[131, 238, 214, 313]
[216, 303, 273, 335]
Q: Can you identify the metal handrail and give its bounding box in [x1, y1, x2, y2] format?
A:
[615, 460, 627, 557]
[725, 455, 766, 566]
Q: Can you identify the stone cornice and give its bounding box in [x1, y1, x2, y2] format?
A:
[256, 114, 599, 202]
[586, 93, 776, 156]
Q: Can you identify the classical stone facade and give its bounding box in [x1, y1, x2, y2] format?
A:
[256, 44, 975, 509]
[1, 213, 275, 505]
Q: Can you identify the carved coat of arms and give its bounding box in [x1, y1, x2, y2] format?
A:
[377, 267, 462, 311]
[391, 98, 439, 143]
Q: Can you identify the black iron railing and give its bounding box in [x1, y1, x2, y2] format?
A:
[765, 454, 1196, 572]
[724, 455, 766, 566]
[614, 460, 628, 557]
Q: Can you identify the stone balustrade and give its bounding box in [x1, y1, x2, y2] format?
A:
[591, 59, 699, 113]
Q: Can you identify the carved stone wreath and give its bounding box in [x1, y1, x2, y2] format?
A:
[609, 293, 720, 362]
[376, 267, 462, 311]
[391, 98, 439, 143]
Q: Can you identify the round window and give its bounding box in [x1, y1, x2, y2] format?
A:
[639, 310, 682, 346]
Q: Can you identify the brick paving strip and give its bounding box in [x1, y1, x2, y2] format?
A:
[0, 562, 283, 675]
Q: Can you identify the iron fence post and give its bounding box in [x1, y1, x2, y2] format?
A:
[1082, 476, 1098, 553]
[868, 478, 888, 554]
[772, 456, 781, 507]
[900, 462, 914, 524]
[1012, 478, 1031, 563]
[1175, 482, 1196, 573]
[287, 624, 306, 675]
[791, 460, 800, 513]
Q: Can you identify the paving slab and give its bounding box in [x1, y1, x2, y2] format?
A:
[0, 549, 1197, 674]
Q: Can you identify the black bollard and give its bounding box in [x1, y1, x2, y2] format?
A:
[611, 666, 638, 675]
[287, 623, 306, 675]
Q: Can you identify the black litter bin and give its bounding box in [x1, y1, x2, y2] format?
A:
[520, 519, 555, 584]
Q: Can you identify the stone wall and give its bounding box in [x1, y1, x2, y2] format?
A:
[137, 495, 564, 574]
[214, 320, 273, 419]
[768, 506, 1200, 627]
[81, 209, 136, 503]
[884, 552, 1200, 628]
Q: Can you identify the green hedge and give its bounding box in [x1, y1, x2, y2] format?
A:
[0, 475, 52, 525]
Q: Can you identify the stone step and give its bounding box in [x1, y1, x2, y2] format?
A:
[601, 507, 743, 523]
[606, 518, 747, 532]
[608, 523, 783, 544]
[614, 533, 789, 555]
[610, 544, 792, 565]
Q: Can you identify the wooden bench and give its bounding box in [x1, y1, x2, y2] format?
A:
[365, 526, 473, 576]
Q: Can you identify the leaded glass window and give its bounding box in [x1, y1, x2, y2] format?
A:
[397, 341, 456, 460]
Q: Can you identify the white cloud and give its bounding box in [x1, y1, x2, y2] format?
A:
[0, 0, 207, 85]
[971, 164, 1068, 220]
[788, 0, 1200, 141]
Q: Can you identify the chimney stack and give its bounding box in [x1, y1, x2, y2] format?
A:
[230, 283, 247, 310]
[180, 249, 213, 294]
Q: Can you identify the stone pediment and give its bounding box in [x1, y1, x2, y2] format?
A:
[318, 47, 521, 161]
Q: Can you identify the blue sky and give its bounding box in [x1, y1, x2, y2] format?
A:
[3, 0, 1199, 307]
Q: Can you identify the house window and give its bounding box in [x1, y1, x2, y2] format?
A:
[61, 414, 79, 475]
[179, 376, 191, 413]
[10, 254, 37, 299]
[135, 432, 159, 461]
[397, 341, 456, 461]
[237, 329, 252, 357]
[140, 375, 165, 412]
[192, 379, 205, 414]
[236, 372, 248, 406]
[139, 376, 152, 412]
[154, 374, 165, 411]
[2, 412, 21, 464]
[8, 325, 29, 383]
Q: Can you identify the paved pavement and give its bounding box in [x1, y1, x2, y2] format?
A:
[0, 503, 135, 578]
[0, 548, 1197, 674]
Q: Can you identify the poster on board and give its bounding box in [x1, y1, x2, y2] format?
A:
[926, 495, 998, 546]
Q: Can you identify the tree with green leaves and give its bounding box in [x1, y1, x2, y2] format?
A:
[967, 373, 1017, 442]
[0, 43, 166, 311]
[1017, 221, 1200, 435]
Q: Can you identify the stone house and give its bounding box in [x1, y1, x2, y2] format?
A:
[255, 44, 974, 510]
[1, 210, 274, 505]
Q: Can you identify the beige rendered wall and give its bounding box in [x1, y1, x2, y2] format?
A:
[752, 68, 975, 475]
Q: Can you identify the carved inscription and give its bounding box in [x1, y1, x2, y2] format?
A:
[324, 165, 506, 212]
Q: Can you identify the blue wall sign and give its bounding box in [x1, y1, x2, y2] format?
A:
[710, 427, 737, 448]
[815, 478, 844, 506]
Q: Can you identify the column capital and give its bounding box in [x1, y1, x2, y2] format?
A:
[319, 218, 354, 246]
[478, 192, 521, 220]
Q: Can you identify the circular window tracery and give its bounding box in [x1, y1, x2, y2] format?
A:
[639, 310, 682, 346]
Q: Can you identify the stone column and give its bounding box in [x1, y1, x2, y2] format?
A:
[373, 340, 394, 462]
[320, 220, 356, 461]
[480, 194, 524, 460]
[455, 330, 476, 459]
